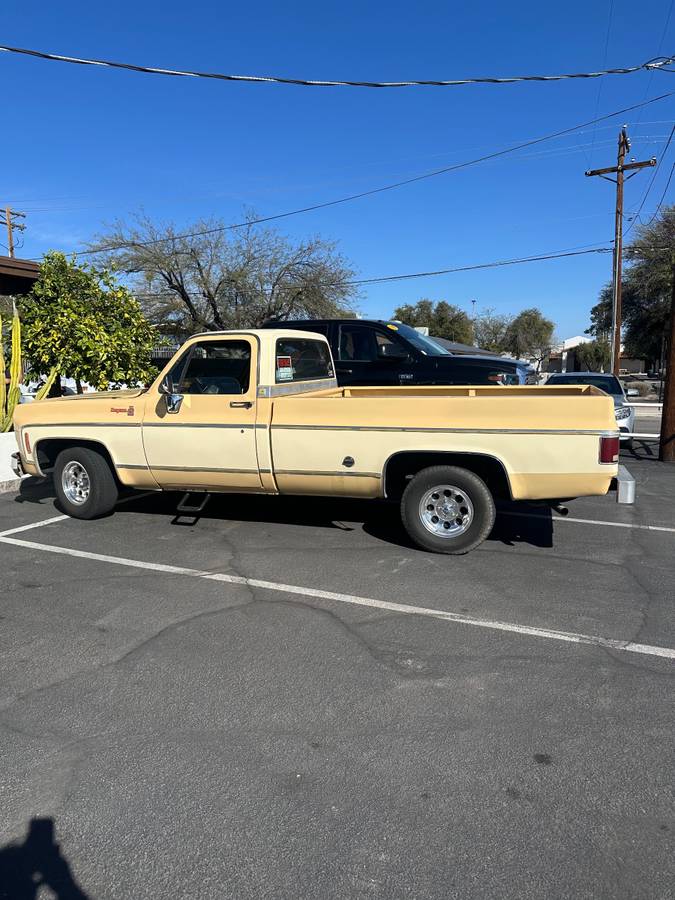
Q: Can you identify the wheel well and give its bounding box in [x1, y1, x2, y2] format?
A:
[35, 438, 117, 479]
[383, 451, 511, 502]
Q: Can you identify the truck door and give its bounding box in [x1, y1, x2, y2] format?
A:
[334, 323, 416, 386]
[142, 335, 262, 491]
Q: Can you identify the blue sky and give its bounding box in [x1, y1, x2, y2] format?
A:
[2, 0, 674, 337]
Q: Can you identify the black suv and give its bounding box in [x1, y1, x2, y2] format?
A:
[262, 319, 530, 387]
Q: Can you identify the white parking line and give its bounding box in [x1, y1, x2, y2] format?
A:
[0, 514, 69, 537]
[4, 501, 675, 542]
[1, 533, 673, 661]
[0, 491, 156, 538]
[503, 511, 675, 534]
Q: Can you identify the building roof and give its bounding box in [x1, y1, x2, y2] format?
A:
[0, 256, 40, 296]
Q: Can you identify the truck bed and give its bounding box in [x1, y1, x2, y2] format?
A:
[267, 383, 617, 501]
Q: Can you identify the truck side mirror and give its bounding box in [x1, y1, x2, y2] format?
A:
[159, 377, 184, 414]
[165, 392, 184, 414]
[378, 345, 410, 361]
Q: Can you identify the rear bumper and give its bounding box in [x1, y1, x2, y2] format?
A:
[10, 452, 25, 478]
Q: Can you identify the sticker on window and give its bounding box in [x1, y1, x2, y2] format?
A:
[276, 355, 294, 381]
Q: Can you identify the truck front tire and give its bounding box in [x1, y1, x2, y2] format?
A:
[54, 446, 119, 519]
[400, 465, 496, 554]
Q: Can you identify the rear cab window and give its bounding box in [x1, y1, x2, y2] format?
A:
[275, 338, 334, 383]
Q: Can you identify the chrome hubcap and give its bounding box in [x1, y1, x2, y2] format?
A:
[62, 461, 91, 505]
[419, 484, 474, 538]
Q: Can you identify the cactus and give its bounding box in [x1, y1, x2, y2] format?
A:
[1, 306, 59, 432]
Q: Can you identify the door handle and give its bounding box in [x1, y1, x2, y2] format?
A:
[337, 368, 353, 375]
[230, 401, 253, 409]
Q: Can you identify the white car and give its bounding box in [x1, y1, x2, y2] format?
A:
[545, 372, 636, 445]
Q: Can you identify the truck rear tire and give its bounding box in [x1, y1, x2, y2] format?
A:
[400, 465, 496, 554]
[54, 446, 119, 519]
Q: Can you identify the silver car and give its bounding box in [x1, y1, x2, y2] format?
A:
[545, 372, 636, 445]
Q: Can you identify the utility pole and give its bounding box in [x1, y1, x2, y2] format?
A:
[659, 253, 675, 462]
[585, 127, 656, 375]
[0, 206, 26, 258]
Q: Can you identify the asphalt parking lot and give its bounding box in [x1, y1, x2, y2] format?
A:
[1, 450, 673, 899]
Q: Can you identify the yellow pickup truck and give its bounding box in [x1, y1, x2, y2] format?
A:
[12, 328, 620, 554]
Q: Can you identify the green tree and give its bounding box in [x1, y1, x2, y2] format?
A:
[88, 213, 358, 337]
[587, 206, 674, 366]
[503, 307, 555, 368]
[19, 252, 158, 391]
[392, 299, 474, 344]
[472, 308, 513, 353]
[576, 339, 611, 371]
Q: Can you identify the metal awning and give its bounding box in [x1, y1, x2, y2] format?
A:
[0, 256, 40, 296]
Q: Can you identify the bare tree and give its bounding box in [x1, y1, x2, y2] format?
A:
[88, 213, 358, 337]
[473, 308, 513, 353]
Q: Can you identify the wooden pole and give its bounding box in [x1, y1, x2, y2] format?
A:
[5, 206, 14, 258]
[659, 255, 675, 462]
[611, 131, 627, 375]
[585, 129, 656, 374]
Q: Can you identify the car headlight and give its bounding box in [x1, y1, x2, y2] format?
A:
[615, 406, 631, 419]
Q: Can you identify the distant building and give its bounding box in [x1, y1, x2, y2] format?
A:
[544, 335, 646, 374]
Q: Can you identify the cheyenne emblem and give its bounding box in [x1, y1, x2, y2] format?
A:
[110, 406, 135, 416]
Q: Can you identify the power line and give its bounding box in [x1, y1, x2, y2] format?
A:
[587, 0, 616, 168]
[131, 245, 613, 298]
[633, 0, 675, 128]
[5, 132, 672, 213]
[624, 122, 675, 235]
[75, 91, 675, 257]
[641, 162, 675, 228]
[343, 246, 613, 285]
[1, 44, 674, 88]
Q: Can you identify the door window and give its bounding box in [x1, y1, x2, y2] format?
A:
[338, 324, 404, 362]
[174, 341, 252, 395]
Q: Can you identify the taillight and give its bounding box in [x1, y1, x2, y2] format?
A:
[24, 430, 31, 454]
[599, 435, 619, 464]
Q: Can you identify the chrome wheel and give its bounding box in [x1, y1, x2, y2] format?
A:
[419, 484, 474, 538]
[62, 461, 91, 505]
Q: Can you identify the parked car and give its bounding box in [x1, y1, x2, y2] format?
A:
[545, 372, 636, 444]
[12, 329, 619, 556]
[262, 319, 532, 386]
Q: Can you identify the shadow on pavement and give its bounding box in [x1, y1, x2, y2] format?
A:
[15, 476, 554, 551]
[622, 439, 661, 461]
[0, 818, 90, 899]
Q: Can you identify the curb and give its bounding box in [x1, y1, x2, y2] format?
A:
[0, 476, 24, 494]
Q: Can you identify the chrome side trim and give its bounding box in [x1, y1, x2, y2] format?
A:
[147, 465, 261, 474]
[271, 425, 620, 436]
[275, 469, 381, 478]
[257, 377, 338, 398]
[143, 422, 262, 430]
[116, 463, 150, 470]
[27, 422, 141, 428]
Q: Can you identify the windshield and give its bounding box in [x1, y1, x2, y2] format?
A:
[547, 374, 623, 395]
[389, 322, 450, 356]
